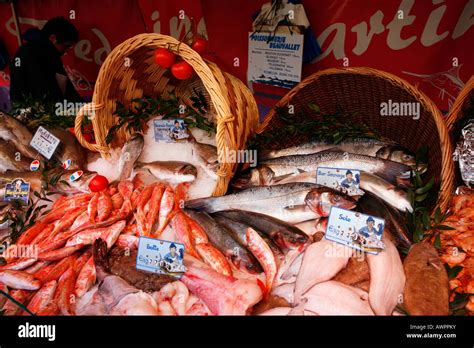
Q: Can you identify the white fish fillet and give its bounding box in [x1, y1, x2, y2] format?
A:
[367, 236, 406, 315]
[294, 239, 353, 302]
[302, 281, 373, 315]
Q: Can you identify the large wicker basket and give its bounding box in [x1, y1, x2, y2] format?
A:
[74, 33, 259, 196]
[445, 76, 474, 187]
[258, 67, 455, 212]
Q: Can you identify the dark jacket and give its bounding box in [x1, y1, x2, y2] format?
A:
[9, 38, 82, 103]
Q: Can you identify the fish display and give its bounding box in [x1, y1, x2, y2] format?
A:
[186, 183, 355, 223]
[259, 138, 416, 166]
[235, 150, 412, 187]
[136, 161, 197, 183]
[118, 133, 144, 181]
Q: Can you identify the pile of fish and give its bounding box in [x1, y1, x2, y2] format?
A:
[439, 187, 474, 314]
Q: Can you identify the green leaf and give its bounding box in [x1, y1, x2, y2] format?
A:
[415, 192, 429, 202]
[449, 292, 469, 310]
[421, 211, 431, 230]
[415, 177, 434, 195]
[434, 207, 442, 224]
[434, 224, 456, 231]
[433, 234, 441, 250]
[308, 103, 320, 113]
[444, 264, 463, 280]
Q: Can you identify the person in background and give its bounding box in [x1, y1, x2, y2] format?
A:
[9, 17, 83, 104]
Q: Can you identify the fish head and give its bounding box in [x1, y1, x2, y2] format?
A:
[376, 146, 416, 166]
[270, 229, 310, 252]
[305, 188, 356, 216]
[231, 168, 261, 189]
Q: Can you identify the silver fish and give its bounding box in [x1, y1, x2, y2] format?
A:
[118, 133, 144, 181]
[0, 113, 38, 159]
[185, 183, 356, 224]
[135, 161, 197, 183]
[237, 150, 411, 187]
[359, 172, 412, 212]
[260, 138, 416, 166]
[0, 140, 31, 172]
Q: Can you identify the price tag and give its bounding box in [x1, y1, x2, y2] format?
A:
[3, 178, 30, 204]
[153, 119, 189, 143]
[30, 126, 60, 159]
[316, 167, 364, 196]
[325, 207, 385, 255]
[136, 237, 186, 278]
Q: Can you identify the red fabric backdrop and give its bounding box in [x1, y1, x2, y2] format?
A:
[0, 0, 472, 115]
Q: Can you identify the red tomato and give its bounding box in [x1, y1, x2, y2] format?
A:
[154, 48, 176, 68]
[88, 175, 109, 192]
[171, 61, 193, 80]
[68, 127, 75, 135]
[191, 37, 208, 54]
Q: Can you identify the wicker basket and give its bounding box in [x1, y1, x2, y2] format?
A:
[445, 76, 474, 187]
[258, 67, 455, 212]
[74, 33, 259, 196]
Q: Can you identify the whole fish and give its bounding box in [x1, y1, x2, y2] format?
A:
[213, 210, 310, 252]
[136, 161, 197, 183]
[183, 210, 263, 274]
[357, 192, 412, 250]
[359, 172, 412, 212]
[0, 269, 41, 290]
[0, 140, 31, 172]
[118, 133, 144, 181]
[0, 112, 38, 159]
[237, 150, 412, 187]
[212, 213, 283, 254]
[185, 183, 355, 224]
[260, 138, 416, 166]
[246, 227, 277, 295]
[48, 128, 86, 170]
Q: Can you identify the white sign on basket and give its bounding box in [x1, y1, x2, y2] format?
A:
[248, 32, 303, 89]
[30, 126, 60, 159]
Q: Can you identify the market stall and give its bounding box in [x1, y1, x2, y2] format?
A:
[0, 0, 472, 319]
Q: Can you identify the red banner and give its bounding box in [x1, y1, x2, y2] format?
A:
[0, 0, 472, 114]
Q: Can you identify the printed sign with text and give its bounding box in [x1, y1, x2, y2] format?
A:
[154, 119, 189, 143]
[136, 237, 186, 278]
[325, 207, 385, 254]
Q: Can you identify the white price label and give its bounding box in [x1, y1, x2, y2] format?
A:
[30, 126, 60, 159]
